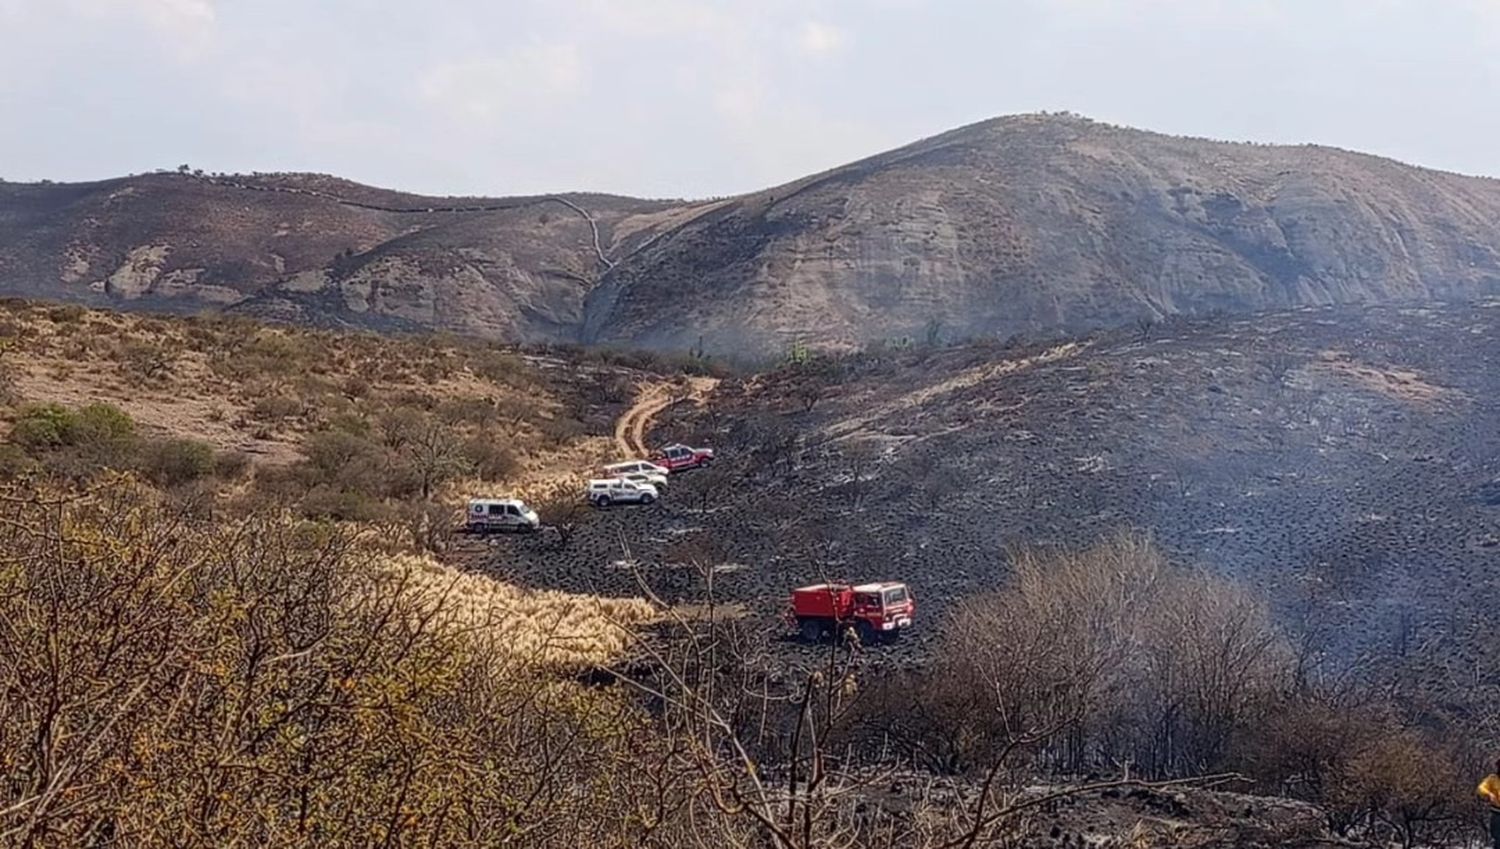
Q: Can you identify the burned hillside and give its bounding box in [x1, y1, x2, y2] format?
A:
[480, 302, 1500, 676]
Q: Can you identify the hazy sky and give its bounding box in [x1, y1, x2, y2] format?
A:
[3, 0, 1500, 198]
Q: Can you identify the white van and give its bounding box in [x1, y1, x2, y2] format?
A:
[466, 498, 541, 533]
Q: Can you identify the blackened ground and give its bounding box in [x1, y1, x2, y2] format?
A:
[475, 302, 1500, 674]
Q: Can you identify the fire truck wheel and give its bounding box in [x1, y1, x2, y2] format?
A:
[797, 620, 821, 643]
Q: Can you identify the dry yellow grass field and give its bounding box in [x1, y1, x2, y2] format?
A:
[0, 300, 668, 669]
[378, 553, 657, 668]
[0, 300, 627, 471]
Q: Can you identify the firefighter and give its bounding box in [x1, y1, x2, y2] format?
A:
[1479, 759, 1500, 849]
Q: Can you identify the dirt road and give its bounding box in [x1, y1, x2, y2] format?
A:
[614, 377, 718, 457]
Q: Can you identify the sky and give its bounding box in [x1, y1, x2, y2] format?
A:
[3, 0, 1500, 199]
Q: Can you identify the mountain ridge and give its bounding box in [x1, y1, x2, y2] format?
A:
[7, 113, 1500, 354]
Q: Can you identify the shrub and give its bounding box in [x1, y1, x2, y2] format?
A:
[74, 402, 136, 444]
[12, 402, 135, 450]
[138, 438, 216, 487]
[300, 428, 387, 495]
[299, 484, 391, 522]
[538, 416, 587, 447]
[1332, 731, 1471, 848]
[473, 350, 527, 385]
[249, 394, 303, 423]
[928, 533, 1290, 776]
[45, 303, 86, 323]
[68, 404, 140, 470]
[0, 479, 663, 846]
[10, 403, 78, 448]
[325, 412, 373, 437]
[532, 485, 593, 550]
[213, 450, 252, 480]
[8, 403, 139, 476]
[437, 395, 500, 427]
[387, 389, 438, 412]
[116, 339, 180, 384]
[463, 436, 518, 481]
[0, 314, 24, 340]
[341, 373, 371, 399]
[0, 444, 34, 479]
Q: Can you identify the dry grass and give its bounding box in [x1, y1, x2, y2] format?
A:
[818, 340, 1090, 441]
[378, 553, 657, 668]
[0, 300, 661, 527]
[1305, 349, 1463, 406]
[0, 301, 614, 472]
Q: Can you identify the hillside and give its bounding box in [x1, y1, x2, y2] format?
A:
[487, 301, 1500, 696]
[585, 115, 1500, 352]
[8, 115, 1500, 354]
[0, 298, 719, 521]
[1, 298, 1492, 846]
[0, 172, 680, 342]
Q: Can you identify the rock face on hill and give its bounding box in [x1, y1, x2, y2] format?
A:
[583, 115, 1500, 352]
[0, 172, 675, 343]
[7, 115, 1500, 353]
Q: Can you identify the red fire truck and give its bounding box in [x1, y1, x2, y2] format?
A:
[786, 581, 915, 643]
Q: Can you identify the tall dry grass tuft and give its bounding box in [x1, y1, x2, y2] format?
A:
[377, 553, 656, 668]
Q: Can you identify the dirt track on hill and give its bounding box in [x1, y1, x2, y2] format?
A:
[614, 378, 718, 457]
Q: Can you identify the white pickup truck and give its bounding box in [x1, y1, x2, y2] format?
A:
[601, 460, 670, 488]
[586, 478, 659, 508]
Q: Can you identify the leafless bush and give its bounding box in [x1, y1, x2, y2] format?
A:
[1263, 350, 1298, 390]
[1331, 731, 1472, 848]
[935, 533, 1290, 777]
[115, 338, 181, 385]
[0, 479, 671, 847]
[533, 484, 593, 550]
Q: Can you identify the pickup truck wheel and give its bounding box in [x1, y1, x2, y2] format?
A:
[641, 494, 656, 505]
[593, 496, 610, 509]
[797, 619, 821, 643]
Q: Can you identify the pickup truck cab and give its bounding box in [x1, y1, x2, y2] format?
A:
[657, 443, 715, 473]
[466, 498, 540, 533]
[586, 478, 659, 508]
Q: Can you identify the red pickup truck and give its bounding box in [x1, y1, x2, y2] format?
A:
[657, 443, 715, 473]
